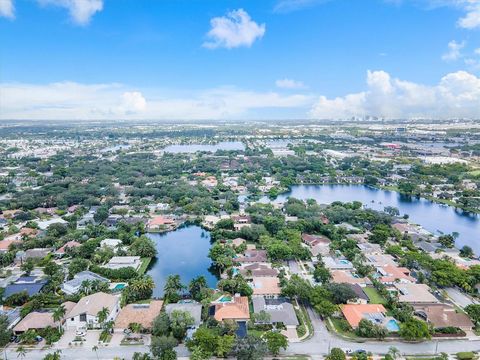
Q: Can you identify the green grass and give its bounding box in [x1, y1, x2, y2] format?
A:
[294, 303, 313, 340]
[363, 287, 387, 304]
[328, 317, 361, 340]
[137, 257, 152, 275]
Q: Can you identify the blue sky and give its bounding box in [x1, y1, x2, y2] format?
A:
[1, 0, 479, 120]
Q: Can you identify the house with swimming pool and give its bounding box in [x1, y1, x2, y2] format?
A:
[341, 304, 400, 332]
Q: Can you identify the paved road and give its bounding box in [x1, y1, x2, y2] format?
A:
[5, 307, 480, 359]
[287, 307, 480, 356]
[445, 287, 479, 308]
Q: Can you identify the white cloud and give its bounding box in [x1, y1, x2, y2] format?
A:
[0, 0, 14, 18]
[442, 40, 465, 61]
[0, 82, 312, 120]
[122, 91, 146, 113]
[457, 0, 480, 28]
[310, 70, 480, 119]
[38, 0, 103, 25]
[203, 9, 265, 49]
[275, 78, 306, 89]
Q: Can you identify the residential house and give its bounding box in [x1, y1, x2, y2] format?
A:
[341, 304, 389, 329]
[323, 256, 354, 271]
[210, 295, 250, 322]
[252, 297, 299, 340]
[376, 264, 415, 285]
[331, 270, 372, 287]
[165, 302, 202, 327]
[105, 215, 123, 229]
[345, 284, 370, 304]
[414, 304, 473, 331]
[301, 234, 331, 256]
[103, 256, 141, 270]
[236, 250, 268, 264]
[232, 215, 251, 231]
[24, 248, 51, 261]
[0, 307, 21, 330]
[36, 218, 68, 231]
[3, 277, 48, 298]
[55, 241, 81, 257]
[65, 292, 120, 330]
[147, 215, 176, 231]
[250, 277, 281, 298]
[13, 311, 58, 335]
[394, 283, 440, 305]
[115, 300, 164, 332]
[237, 263, 278, 278]
[61, 271, 110, 295]
[100, 238, 123, 249]
[357, 243, 383, 255]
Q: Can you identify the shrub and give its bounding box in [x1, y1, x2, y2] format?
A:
[456, 352, 475, 360]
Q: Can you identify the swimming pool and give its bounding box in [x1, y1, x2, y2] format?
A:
[217, 295, 232, 303]
[386, 319, 400, 332]
[112, 283, 126, 292]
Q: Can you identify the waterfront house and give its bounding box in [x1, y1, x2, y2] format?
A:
[65, 292, 120, 330]
[236, 250, 268, 264]
[61, 271, 110, 295]
[210, 295, 250, 323]
[103, 256, 141, 270]
[165, 302, 202, 327]
[250, 276, 281, 298]
[115, 300, 164, 332]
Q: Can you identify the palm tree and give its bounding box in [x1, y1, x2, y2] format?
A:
[188, 276, 207, 300]
[16, 346, 27, 359]
[388, 346, 400, 360]
[163, 274, 184, 301]
[79, 279, 92, 295]
[52, 305, 66, 331]
[97, 307, 110, 327]
[92, 345, 99, 360]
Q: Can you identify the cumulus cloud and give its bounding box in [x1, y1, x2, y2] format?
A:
[38, 0, 103, 25]
[203, 9, 265, 49]
[457, 0, 480, 28]
[0, 0, 14, 18]
[442, 40, 465, 61]
[0, 82, 312, 120]
[122, 91, 146, 113]
[276, 78, 306, 89]
[310, 70, 480, 119]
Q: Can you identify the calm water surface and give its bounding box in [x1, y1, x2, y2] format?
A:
[163, 141, 245, 154]
[260, 185, 480, 254]
[147, 225, 217, 297]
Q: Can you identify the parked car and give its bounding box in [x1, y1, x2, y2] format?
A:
[76, 330, 86, 337]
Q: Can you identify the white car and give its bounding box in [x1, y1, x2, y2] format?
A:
[76, 330, 86, 337]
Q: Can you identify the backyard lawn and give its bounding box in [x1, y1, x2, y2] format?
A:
[363, 287, 387, 304]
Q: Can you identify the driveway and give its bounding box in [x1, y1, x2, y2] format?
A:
[445, 287, 479, 308]
[57, 330, 73, 347]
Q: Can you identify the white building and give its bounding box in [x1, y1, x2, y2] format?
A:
[103, 256, 141, 270]
[65, 292, 120, 330]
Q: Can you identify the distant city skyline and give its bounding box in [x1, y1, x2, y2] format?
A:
[1, 0, 479, 120]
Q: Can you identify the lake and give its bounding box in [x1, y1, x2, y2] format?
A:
[259, 184, 480, 254]
[147, 225, 218, 297]
[163, 141, 245, 154]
